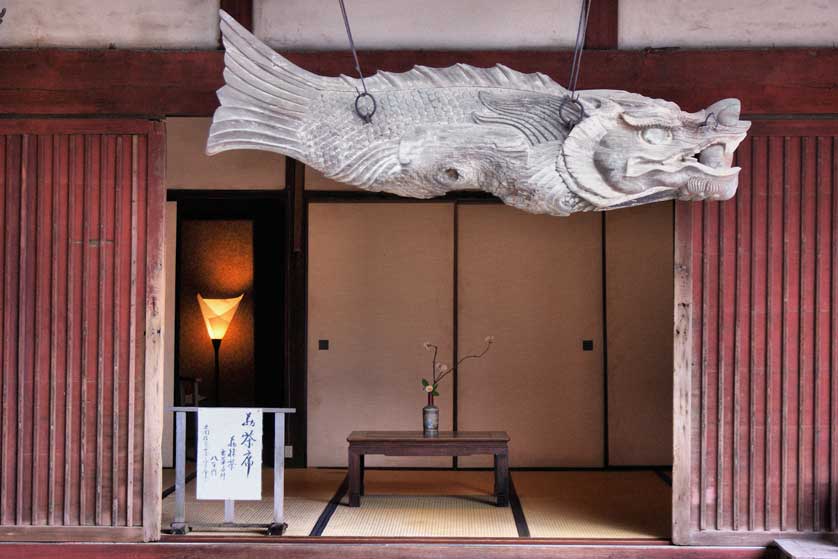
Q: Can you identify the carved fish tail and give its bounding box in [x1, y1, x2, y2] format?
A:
[206, 10, 323, 159]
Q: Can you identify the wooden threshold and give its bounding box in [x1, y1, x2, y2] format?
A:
[1, 540, 775, 559]
[0, 525, 144, 542]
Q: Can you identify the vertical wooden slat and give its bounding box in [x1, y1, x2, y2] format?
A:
[18, 134, 37, 525]
[64, 135, 85, 526]
[95, 135, 117, 526]
[111, 136, 123, 526]
[132, 134, 149, 528]
[831, 136, 838, 532]
[765, 136, 784, 531]
[754, 137, 767, 531]
[125, 136, 138, 527]
[700, 200, 712, 531]
[49, 135, 69, 525]
[781, 136, 802, 531]
[733, 139, 753, 531]
[0, 136, 7, 524]
[0, 136, 5, 526]
[80, 134, 103, 525]
[717, 197, 728, 530]
[749, 136, 767, 531]
[813, 136, 832, 531]
[33, 135, 54, 525]
[798, 136, 815, 531]
[2, 135, 21, 526]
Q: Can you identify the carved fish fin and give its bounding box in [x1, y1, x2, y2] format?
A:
[207, 10, 325, 158]
[474, 91, 573, 146]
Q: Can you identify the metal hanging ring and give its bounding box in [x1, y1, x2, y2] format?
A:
[559, 96, 585, 128]
[354, 92, 377, 124]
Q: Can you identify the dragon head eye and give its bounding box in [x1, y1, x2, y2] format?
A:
[640, 127, 672, 145]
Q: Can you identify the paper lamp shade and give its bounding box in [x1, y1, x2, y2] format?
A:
[197, 293, 244, 341]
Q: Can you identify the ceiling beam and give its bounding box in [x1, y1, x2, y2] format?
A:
[0, 47, 836, 117]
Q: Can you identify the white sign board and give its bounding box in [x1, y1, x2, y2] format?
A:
[197, 408, 262, 500]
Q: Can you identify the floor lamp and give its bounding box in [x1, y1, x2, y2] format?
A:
[197, 293, 244, 406]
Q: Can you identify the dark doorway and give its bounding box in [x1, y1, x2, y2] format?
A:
[174, 195, 287, 466]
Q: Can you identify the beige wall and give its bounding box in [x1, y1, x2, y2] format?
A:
[307, 203, 455, 467]
[255, 0, 583, 50]
[166, 118, 285, 190]
[4, 1, 833, 49]
[0, 0, 219, 48]
[605, 203, 674, 466]
[457, 205, 604, 467]
[619, 0, 838, 48]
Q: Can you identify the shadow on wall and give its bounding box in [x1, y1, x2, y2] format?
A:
[177, 219, 255, 406]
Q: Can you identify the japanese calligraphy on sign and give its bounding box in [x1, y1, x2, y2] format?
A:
[197, 408, 263, 500]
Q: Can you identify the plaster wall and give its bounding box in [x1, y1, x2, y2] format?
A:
[0, 0, 219, 48]
[1, 0, 834, 49]
[166, 118, 285, 190]
[619, 0, 838, 48]
[255, 0, 583, 50]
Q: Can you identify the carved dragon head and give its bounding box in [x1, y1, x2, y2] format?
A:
[560, 92, 751, 209]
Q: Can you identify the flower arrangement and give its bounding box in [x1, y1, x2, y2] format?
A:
[421, 336, 494, 406]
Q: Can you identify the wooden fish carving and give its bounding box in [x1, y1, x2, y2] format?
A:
[207, 11, 750, 215]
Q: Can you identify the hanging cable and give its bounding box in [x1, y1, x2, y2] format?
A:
[559, 0, 592, 128]
[338, 0, 376, 124]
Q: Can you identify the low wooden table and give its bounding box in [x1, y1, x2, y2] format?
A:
[347, 430, 510, 507]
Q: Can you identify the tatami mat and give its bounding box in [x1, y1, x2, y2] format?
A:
[161, 467, 345, 536]
[326, 494, 518, 537]
[514, 470, 671, 539]
[323, 468, 517, 537]
[161, 468, 670, 539]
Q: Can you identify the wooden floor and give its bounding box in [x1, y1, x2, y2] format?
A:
[160, 468, 671, 540]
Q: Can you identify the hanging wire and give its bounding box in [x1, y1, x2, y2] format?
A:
[338, 0, 376, 124]
[559, 0, 592, 128]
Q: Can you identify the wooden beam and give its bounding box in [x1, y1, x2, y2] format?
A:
[0, 48, 837, 117]
[585, 0, 619, 49]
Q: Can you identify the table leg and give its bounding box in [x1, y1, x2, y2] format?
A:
[495, 451, 509, 507]
[348, 448, 361, 507]
[359, 454, 365, 496]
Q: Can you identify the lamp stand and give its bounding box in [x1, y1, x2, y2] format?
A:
[212, 338, 222, 406]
